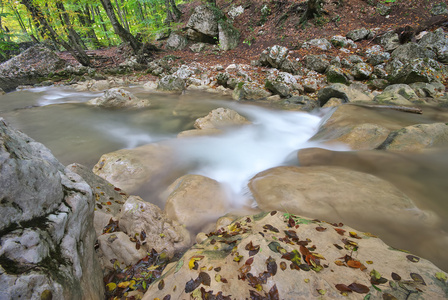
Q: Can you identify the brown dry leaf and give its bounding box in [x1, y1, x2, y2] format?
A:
[280, 261, 287, 271]
[347, 283, 370, 294]
[347, 260, 362, 268]
[335, 284, 352, 293]
[315, 226, 327, 232]
[334, 228, 346, 236]
[406, 255, 420, 263]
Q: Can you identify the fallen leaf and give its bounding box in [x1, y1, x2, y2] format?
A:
[266, 256, 277, 276]
[199, 272, 211, 286]
[268, 241, 281, 253]
[334, 260, 346, 266]
[317, 289, 326, 295]
[410, 273, 426, 285]
[315, 226, 327, 232]
[347, 283, 369, 294]
[347, 260, 362, 268]
[435, 272, 447, 282]
[267, 284, 279, 300]
[188, 256, 204, 270]
[334, 228, 346, 236]
[335, 284, 352, 293]
[263, 224, 279, 233]
[245, 241, 261, 257]
[406, 255, 420, 263]
[158, 280, 165, 290]
[349, 231, 361, 239]
[106, 282, 117, 292]
[382, 293, 398, 300]
[280, 261, 287, 271]
[391, 272, 401, 281]
[185, 278, 200, 293]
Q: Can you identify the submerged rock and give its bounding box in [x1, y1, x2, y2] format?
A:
[194, 107, 251, 130]
[142, 211, 448, 300]
[378, 123, 448, 152]
[87, 87, 150, 108]
[0, 118, 104, 299]
[93, 142, 179, 194]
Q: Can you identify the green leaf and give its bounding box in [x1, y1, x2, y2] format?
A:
[435, 272, 447, 282]
[175, 259, 183, 273]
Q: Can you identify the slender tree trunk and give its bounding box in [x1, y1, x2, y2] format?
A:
[99, 0, 141, 53]
[55, 1, 87, 50]
[20, 0, 91, 66]
[94, 5, 112, 46]
[170, 0, 182, 21]
[300, 0, 323, 24]
[76, 4, 104, 48]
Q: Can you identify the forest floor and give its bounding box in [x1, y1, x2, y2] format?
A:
[59, 0, 447, 77]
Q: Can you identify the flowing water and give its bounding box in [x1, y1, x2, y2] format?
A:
[1, 86, 448, 271]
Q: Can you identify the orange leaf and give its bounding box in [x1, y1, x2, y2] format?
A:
[347, 260, 362, 268]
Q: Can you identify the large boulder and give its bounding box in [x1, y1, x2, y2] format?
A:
[302, 38, 332, 50]
[67, 163, 128, 237]
[163, 174, 230, 230]
[304, 55, 330, 73]
[325, 65, 350, 84]
[87, 87, 150, 108]
[317, 83, 373, 106]
[166, 33, 188, 50]
[346, 28, 371, 41]
[249, 166, 441, 258]
[378, 123, 448, 151]
[92, 142, 179, 194]
[0, 118, 104, 299]
[366, 45, 391, 66]
[373, 84, 421, 105]
[387, 58, 446, 84]
[142, 211, 448, 300]
[218, 21, 240, 51]
[376, 31, 400, 52]
[186, 5, 220, 42]
[157, 75, 186, 93]
[418, 28, 448, 64]
[391, 43, 436, 63]
[0, 44, 65, 92]
[258, 45, 300, 74]
[96, 195, 191, 271]
[194, 107, 251, 130]
[309, 104, 426, 150]
[232, 82, 271, 101]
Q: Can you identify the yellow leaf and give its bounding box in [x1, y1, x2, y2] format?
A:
[304, 279, 310, 283]
[215, 274, 222, 282]
[118, 281, 131, 288]
[366, 260, 373, 264]
[255, 284, 263, 291]
[106, 282, 117, 292]
[313, 253, 326, 260]
[318, 289, 326, 295]
[188, 256, 204, 269]
[129, 280, 136, 289]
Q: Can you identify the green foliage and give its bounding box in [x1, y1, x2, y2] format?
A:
[0, 0, 184, 50]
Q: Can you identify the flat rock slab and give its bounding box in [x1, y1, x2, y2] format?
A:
[142, 212, 448, 300]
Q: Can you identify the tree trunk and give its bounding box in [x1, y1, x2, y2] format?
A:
[76, 4, 104, 49]
[94, 5, 112, 46]
[20, 0, 91, 66]
[56, 1, 88, 51]
[300, 0, 323, 24]
[99, 0, 141, 53]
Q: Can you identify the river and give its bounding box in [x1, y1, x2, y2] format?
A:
[1, 86, 447, 271]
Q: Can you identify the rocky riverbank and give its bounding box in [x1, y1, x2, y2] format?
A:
[2, 6, 448, 299]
